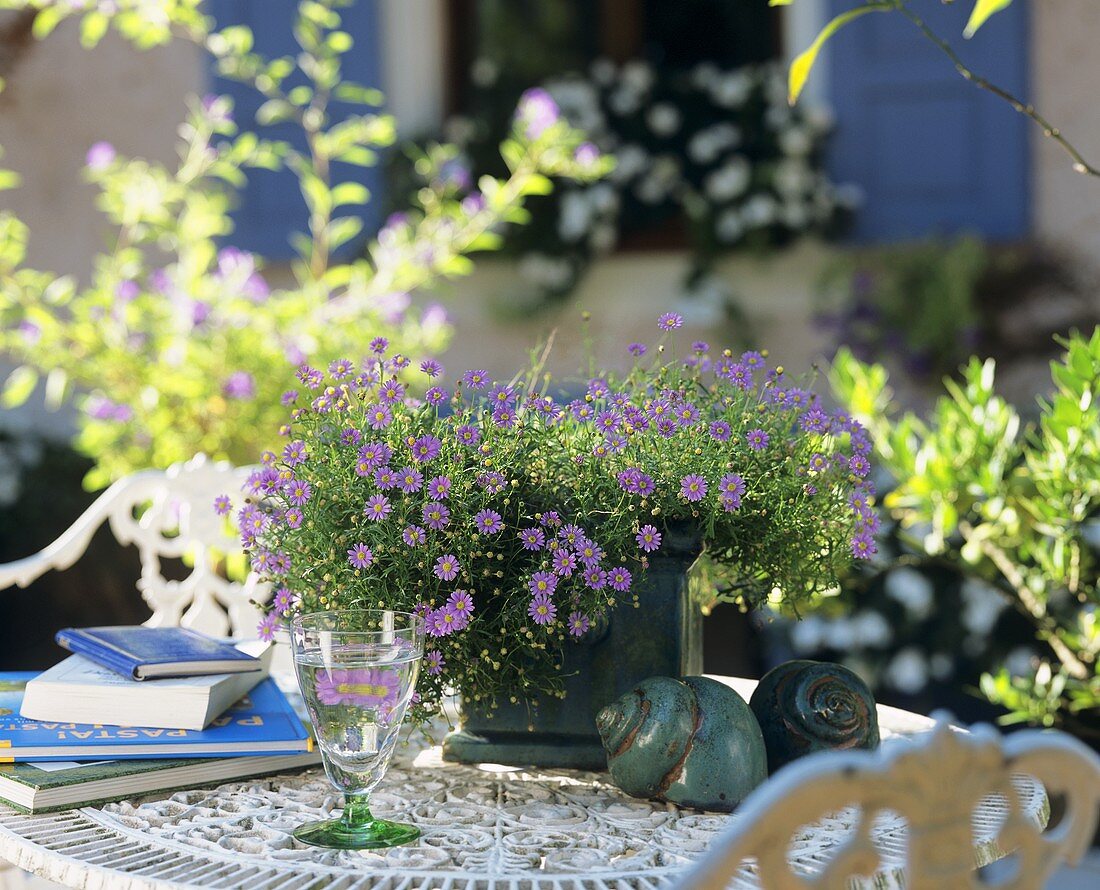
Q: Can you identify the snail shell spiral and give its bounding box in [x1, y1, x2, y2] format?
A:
[596, 676, 767, 812]
[749, 660, 880, 774]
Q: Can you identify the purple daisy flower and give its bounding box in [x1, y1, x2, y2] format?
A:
[488, 384, 517, 408]
[369, 336, 389, 354]
[379, 379, 405, 404]
[280, 389, 299, 406]
[455, 424, 481, 446]
[358, 441, 391, 470]
[374, 467, 398, 490]
[552, 550, 578, 577]
[848, 454, 871, 478]
[364, 494, 392, 521]
[434, 554, 460, 581]
[402, 525, 426, 547]
[425, 650, 445, 675]
[213, 495, 232, 516]
[397, 466, 424, 493]
[410, 435, 442, 463]
[851, 534, 877, 559]
[285, 507, 303, 529]
[284, 479, 313, 506]
[425, 386, 447, 405]
[339, 428, 362, 447]
[519, 527, 546, 550]
[366, 403, 393, 429]
[473, 509, 503, 535]
[478, 471, 507, 494]
[657, 312, 683, 331]
[461, 369, 489, 389]
[257, 612, 280, 642]
[808, 453, 829, 473]
[315, 668, 399, 707]
[447, 589, 474, 619]
[427, 476, 452, 499]
[577, 541, 604, 566]
[493, 407, 517, 429]
[347, 543, 374, 569]
[567, 611, 590, 637]
[528, 593, 557, 626]
[680, 474, 708, 502]
[741, 350, 765, 368]
[296, 364, 324, 390]
[423, 501, 451, 530]
[746, 428, 770, 450]
[607, 566, 632, 592]
[282, 440, 308, 466]
[529, 572, 557, 596]
[328, 358, 355, 379]
[272, 587, 296, 616]
[628, 342, 647, 357]
[705, 420, 730, 443]
[636, 525, 662, 552]
[420, 359, 443, 378]
[583, 567, 608, 590]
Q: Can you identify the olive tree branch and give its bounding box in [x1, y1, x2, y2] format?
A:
[891, 0, 1100, 178]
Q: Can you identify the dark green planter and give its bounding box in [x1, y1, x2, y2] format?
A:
[442, 527, 704, 770]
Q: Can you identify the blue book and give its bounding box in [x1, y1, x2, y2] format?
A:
[55, 627, 262, 680]
[0, 674, 313, 761]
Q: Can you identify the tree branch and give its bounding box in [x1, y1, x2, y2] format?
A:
[892, 0, 1100, 179]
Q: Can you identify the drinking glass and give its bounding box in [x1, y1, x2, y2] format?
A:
[290, 610, 424, 849]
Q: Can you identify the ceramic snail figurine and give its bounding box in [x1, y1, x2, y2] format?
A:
[596, 675, 767, 813]
[748, 659, 880, 774]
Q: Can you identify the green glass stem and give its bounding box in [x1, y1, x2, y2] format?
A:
[293, 791, 420, 850]
[341, 793, 374, 830]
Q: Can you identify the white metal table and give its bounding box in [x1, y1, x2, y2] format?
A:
[0, 678, 1045, 890]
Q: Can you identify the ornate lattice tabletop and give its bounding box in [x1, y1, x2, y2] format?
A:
[0, 678, 1045, 890]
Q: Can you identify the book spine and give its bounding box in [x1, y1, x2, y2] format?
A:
[54, 630, 142, 680]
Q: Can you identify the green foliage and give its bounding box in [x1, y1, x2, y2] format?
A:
[817, 237, 988, 382]
[0, 0, 605, 489]
[250, 323, 872, 723]
[829, 330, 1100, 739]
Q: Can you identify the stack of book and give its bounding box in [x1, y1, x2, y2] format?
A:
[0, 626, 318, 814]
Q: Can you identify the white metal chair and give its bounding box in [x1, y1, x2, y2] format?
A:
[675, 715, 1100, 890]
[0, 453, 268, 637]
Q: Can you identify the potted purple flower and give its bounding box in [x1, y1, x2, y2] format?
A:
[238, 313, 876, 767]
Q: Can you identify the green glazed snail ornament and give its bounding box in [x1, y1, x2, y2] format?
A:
[749, 659, 880, 774]
[596, 675, 767, 813]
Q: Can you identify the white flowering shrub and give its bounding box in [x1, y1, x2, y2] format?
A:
[391, 60, 856, 309]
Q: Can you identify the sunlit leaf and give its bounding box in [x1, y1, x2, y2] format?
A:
[1, 366, 38, 408]
[964, 0, 1013, 39]
[788, 3, 891, 105]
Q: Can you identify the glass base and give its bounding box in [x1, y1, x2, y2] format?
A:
[293, 815, 420, 850]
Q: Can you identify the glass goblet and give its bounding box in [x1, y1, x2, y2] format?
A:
[290, 609, 424, 849]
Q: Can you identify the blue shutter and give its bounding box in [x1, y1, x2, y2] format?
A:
[207, 0, 383, 259]
[826, 0, 1029, 242]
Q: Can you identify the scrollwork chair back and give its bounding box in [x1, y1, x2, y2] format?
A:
[0, 454, 266, 637]
[675, 717, 1100, 890]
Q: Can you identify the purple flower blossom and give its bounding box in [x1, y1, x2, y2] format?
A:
[296, 364, 324, 390]
[808, 453, 829, 473]
[369, 336, 389, 354]
[425, 650, 445, 675]
[347, 543, 374, 569]
[529, 572, 557, 596]
[284, 479, 312, 506]
[493, 407, 517, 428]
[85, 141, 116, 171]
[722, 363, 753, 391]
[552, 550, 578, 577]
[423, 501, 451, 530]
[379, 379, 405, 404]
[257, 612, 279, 642]
[851, 534, 877, 559]
[115, 279, 139, 303]
[680, 474, 708, 502]
[410, 435, 442, 463]
[281, 390, 299, 407]
[741, 350, 765, 368]
[473, 509, 503, 535]
[583, 567, 608, 590]
[434, 554, 460, 581]
[285, 507, 303, 529]
[478, 471, 507, 494]
[420, 359, 443, 378]
[517, 87, 560, 139]
[519, 527, 546, 550]
[628, 342, 647, 357]
[425, 386, 447, 405]
[213, 495, 232, 516]
[607, 566, 632, 592]
[461, 369, 490, 390]
[488, 384, 517, 408]
[456, 424, 481, 446]
[636, 525, 662, 552]
[528, 592, 557, 625]
[692, 340, 710, 354]
[398, 466, 424, 493]
[283, 440, 308, 466]
[374, 467, 398, 490]
[358, 441, 391, 470]
[746, 429, 770, 450]
[718, 474, 746, 509]
[272, 587, 296, 616]
[447, 589, 474, 620]
[567, 611, 590, 637]
[328, 358, 355, 379]
[800, 406, 830, 433]
[574, 142, 600, 167]
[315, 668, 399, 707]
[402, 525, 426, 546]
[340, 428, 362, 447]
[366, 403, 393, 429]
[577, 540, 604, 566]
[848, 454, 871, 478]
[427, 476, 452, 499]
[657, 312, 683, 331]
[222, 371, 255, 400]
[364, 494, 392, 521]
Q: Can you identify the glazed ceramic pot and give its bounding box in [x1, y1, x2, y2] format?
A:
[442, 525, 703, 769]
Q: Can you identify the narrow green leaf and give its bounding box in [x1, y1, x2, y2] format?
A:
[0, 170, 21, 191]
[768, 0, 795, 5]
[788, 3, 891, 105]
[79, 11, 109, 48]
[1, 366, 38, 408]
[964, 0, 1012, 39]
[32, 7, 65, 40]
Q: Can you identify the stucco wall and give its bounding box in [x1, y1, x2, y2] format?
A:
[1031, 0, 1100, 260]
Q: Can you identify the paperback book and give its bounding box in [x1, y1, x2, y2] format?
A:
[0, 751, 321, 814]
[0, 674, 312, 761]
[21, 642, 271, 731]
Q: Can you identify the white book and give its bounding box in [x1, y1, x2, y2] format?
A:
[20, 642, 272, 731]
